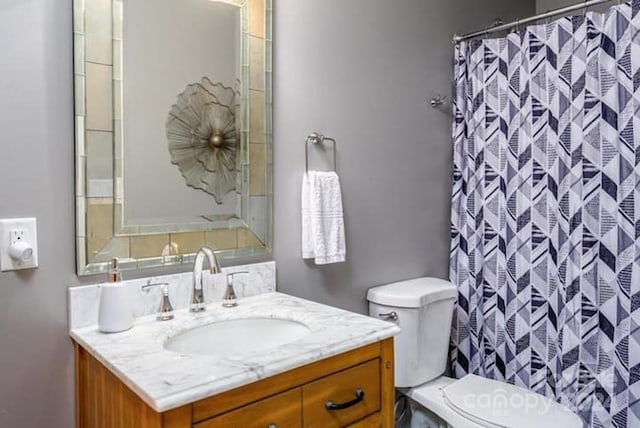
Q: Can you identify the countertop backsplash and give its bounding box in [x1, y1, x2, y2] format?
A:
[68, 261, 276, 330]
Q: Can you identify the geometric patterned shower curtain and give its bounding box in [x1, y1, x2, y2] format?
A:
[450, 2, 640, 427]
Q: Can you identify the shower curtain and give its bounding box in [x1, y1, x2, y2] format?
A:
[450, 1, 640, 427]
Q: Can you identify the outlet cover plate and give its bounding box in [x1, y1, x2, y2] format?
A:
[0, 218, 38, 271]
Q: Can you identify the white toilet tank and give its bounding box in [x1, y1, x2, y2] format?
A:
[367, 278, 457, 388]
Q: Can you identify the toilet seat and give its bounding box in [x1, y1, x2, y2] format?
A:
[405, 375, 583, 428]
[442, 375, 582, 428]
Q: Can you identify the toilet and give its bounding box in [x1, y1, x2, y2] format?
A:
[367, 278, 583, 428]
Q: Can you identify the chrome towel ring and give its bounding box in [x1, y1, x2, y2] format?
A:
[305, 132, 337, 173]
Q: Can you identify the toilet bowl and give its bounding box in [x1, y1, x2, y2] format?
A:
[367, 278, 583, 428]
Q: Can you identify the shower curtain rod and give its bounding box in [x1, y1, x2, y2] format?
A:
[453, 0, 615, 43]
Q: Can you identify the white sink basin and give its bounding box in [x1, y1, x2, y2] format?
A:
[164, 318, 311, 357]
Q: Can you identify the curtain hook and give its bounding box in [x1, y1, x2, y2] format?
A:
[507, 17, 518, 34]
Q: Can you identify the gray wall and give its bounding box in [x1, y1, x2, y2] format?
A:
[0, 1, 76, 427]
[273, 0, 535, 314]
[537, 0, 575, 11]
[0, 0, 533, 427]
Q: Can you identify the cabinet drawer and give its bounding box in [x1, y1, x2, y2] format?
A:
[195, 388, 302, 428]
[302, 359, 380, 428]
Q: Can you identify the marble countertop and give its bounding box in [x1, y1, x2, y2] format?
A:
[70, 292, 400, 412]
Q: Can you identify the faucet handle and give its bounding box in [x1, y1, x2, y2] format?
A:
[141, 281, 174, 321]
[226, 271, 249, 283]
[223, 271, 249, 308]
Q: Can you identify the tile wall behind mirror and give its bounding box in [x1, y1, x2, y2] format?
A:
[74, 0, 272, 275]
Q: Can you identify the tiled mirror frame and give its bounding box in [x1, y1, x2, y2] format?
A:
[74, 0, 273, 276]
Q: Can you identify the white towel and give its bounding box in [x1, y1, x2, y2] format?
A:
[301, 171, 346, 264]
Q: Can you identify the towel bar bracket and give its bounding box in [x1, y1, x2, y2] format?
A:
[305, 132, 337, 173]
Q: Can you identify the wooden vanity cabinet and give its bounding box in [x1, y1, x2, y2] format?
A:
[74, 338, 394, 428]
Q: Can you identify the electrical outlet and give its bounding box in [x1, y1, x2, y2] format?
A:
[0, 218, 38, 271]
[10, 229, 25, 246]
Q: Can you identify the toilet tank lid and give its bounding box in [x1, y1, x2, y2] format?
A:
[367, 277, 457, 308]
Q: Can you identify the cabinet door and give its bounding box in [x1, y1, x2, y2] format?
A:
[194, 388, 302, 428]
[302, 359, 380, 428]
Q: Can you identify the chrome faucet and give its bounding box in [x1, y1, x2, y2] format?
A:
[190, 247, 221, 312]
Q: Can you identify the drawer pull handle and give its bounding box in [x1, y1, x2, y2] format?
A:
[325, 388, 365, 411]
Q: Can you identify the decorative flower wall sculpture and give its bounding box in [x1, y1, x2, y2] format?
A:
[166, 77, 240, 204]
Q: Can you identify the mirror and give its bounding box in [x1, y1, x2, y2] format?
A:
[74, 0, 272, 275]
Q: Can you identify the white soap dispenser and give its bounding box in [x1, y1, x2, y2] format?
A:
[98, 258, 133, 333]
